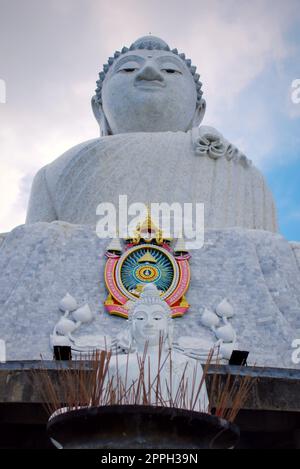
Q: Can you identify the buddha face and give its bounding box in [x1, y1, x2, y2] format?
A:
[97, 49, 205, 134]
[131, 303, 169, 349]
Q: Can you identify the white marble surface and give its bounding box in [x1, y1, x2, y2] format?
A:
[0, 222, 298, 367]
[26, 129, 277, 232]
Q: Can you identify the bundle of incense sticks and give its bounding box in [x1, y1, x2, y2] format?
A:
[32, 343, 255, 422]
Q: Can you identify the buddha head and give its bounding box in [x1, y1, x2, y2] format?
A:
[92, 35, 206, 135]
[128, 283, 173, 351]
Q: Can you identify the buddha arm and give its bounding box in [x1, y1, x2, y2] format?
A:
[26, 166, 57, 223]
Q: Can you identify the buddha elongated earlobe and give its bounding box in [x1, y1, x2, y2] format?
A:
[167, 332, 172, 350]
[91, 96, 112, 136]
[192, 98, 206, 128]
[127, 317, 135, 352]
[167, 319, 174, 349]
[129, 329, 135, 352]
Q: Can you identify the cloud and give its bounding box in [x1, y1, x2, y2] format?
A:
[0, 0, 299, 232]
[287, 210, 300, 221]
[286, 79, 300, 119]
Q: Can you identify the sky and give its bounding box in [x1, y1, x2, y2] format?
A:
[0, 0, 299, 239]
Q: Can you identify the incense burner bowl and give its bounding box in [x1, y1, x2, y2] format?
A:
[47, 405, 240, 449]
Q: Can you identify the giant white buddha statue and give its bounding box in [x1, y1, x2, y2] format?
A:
[26, 35, 277, 232]
[0, 35, 299, 368]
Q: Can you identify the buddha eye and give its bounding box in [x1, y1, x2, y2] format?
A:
[161, 68, 181, 75]
[117, 63, 140, 73]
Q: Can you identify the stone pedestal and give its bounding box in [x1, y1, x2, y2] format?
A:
[0, 222, 299, 367]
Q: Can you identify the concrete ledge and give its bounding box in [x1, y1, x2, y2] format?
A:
[1, 362, 300, 412]
[0, 362, 300, 448]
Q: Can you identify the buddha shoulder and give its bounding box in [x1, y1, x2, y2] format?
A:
[26, 138, 102, 223]
[40, 138, 101, 186]
[193, 125, 253, 168]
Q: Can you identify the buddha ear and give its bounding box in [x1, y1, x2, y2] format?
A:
[91, 95, 112, 136]
[192, 98, 206, 128]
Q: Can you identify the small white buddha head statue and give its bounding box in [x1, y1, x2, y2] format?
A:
[92, 35, 206, 136]
[128, 283, 173, 352]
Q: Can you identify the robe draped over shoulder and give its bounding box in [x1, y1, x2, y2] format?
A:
[26, 130, 277, 232]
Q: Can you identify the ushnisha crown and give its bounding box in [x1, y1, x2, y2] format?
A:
[94, 35, 203, 105]
[129, 283, 171, 316]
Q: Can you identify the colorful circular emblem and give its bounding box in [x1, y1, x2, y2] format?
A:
[104, 222, 191, 318]
[116, 244, 179, 300]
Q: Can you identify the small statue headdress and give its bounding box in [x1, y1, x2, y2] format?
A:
[129, 283, 171, 316]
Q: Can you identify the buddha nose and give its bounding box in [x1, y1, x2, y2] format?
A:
[145, 318, 154, 327]
[136, 62, 164, 82]
[145, 317, 155, 328]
